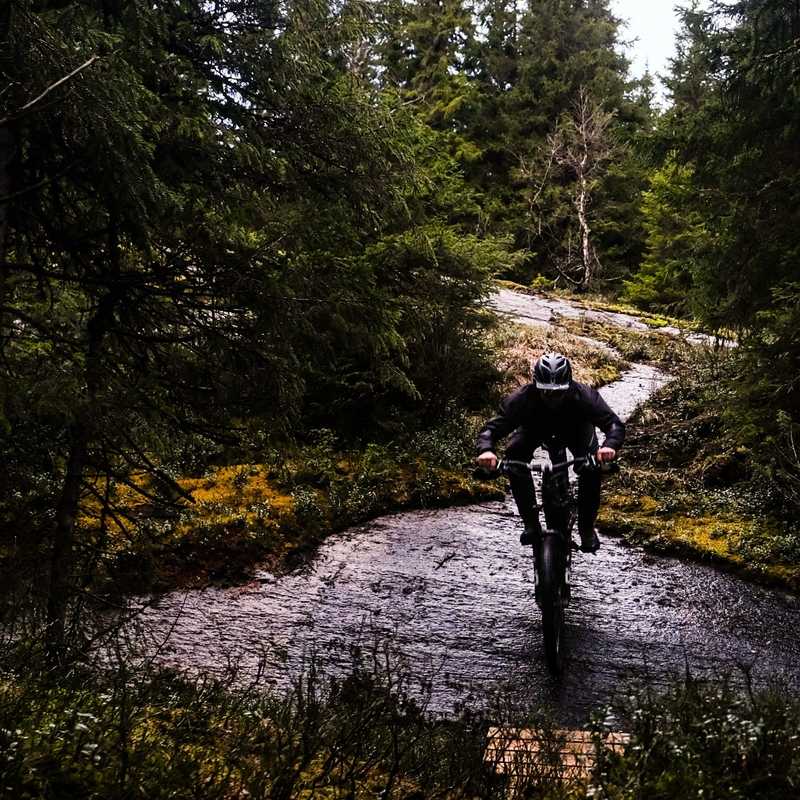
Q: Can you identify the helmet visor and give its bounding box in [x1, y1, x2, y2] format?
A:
[535, 380, 570, 391]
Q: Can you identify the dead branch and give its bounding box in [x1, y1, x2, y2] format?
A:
[529, 87, 616, 288]
[0, 55, 101, 127]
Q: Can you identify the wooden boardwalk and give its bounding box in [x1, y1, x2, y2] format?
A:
[486, 727, 630, 783]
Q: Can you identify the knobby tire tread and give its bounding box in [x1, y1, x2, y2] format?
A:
[539, 535, 564, 674]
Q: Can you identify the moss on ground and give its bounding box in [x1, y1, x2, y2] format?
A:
[560, 315, 698, 370]
[82, 449, 504, 593]
[599, 490, 800, 590]
[598, 352, 800, 592]
[494, 278, 544, 294]
[549, 290, 695, 331]
[494, 280, 700, 332]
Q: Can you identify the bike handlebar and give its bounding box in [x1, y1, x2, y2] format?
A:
[504, 455, 593, 473]
[474, 454, 619, 481]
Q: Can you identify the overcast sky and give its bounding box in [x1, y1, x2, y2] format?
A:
[609, 0, 695, 100]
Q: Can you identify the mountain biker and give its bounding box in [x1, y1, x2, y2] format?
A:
[475, 352, 624, 554]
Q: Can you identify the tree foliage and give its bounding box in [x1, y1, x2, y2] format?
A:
[0, 0, 505, 648]
[625, 0, 800, 510]
[378, 0, 655, 287]
[624, 158, 707, 315]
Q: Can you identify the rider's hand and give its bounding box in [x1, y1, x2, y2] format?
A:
[476, 451, 498, 471]
[596, 447, 616, 463]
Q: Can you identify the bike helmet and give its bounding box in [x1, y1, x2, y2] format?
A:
[533, 352, 572, 390]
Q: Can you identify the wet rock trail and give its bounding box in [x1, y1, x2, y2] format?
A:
[137, 290, 800, 724]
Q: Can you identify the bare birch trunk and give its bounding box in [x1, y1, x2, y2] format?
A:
[0, 126, 12, 357]
[0, 3, 14, 348]
[577, 168, 592, 286]
[533, 88, 613, 289]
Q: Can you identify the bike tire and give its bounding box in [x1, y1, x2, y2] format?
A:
[538, 535, 565, 674]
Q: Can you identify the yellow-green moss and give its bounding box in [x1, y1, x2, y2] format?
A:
[494, 280, 701, 330]
[77, 453, 504, 592]
[600, 491, 800, 591]
[178, 465, 294, 521]
[495, 278, 540, 296]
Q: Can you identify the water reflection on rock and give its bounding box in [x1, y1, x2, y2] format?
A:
[135, 291, 791, 724]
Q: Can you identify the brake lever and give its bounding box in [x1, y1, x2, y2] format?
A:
[579, 454, 620, 474]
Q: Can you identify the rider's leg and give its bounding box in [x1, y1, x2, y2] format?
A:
[578, 469, 601, 533]
[505, 429, 542, 545]
[565, 422, 602, 552]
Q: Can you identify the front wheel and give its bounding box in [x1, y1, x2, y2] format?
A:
[538, 535, 566, 674]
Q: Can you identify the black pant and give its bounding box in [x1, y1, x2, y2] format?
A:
[505, 421, 601, 535]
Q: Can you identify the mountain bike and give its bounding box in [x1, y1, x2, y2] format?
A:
[479, 454, 615, 674]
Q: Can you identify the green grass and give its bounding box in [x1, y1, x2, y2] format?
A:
[592, 679, 800, 800]
[2, 652, 799, 800]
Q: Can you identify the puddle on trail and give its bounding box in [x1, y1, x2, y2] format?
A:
[135, 291, 794, 724]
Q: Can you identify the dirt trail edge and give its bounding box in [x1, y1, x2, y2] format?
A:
[136, 290, 800, 725]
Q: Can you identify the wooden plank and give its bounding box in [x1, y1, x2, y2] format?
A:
[485, 727, 630, 782]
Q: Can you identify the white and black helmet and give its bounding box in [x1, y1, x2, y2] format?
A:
[533, 352, 572, 390]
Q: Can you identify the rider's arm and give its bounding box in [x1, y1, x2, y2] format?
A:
[577, 385, 626, 453]
[475, 385, 528, 457]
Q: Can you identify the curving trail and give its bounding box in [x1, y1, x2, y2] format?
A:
[489, 287, 723, 347]
[136, 290, 799, 724]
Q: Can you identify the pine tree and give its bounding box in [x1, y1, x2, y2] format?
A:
[2, 0, 500, 653]
[633, 0, 800, 510]
[463, 0, 647, 283]
[623, 159, 706, 314]
[380, 0, 477, 127]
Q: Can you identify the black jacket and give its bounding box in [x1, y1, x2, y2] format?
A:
[476, 381, 625, 454]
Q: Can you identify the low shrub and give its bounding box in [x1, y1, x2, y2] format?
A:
[591, 679, 800, 799]
[2, 650, 800, 799]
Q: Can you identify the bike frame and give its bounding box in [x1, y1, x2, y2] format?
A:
[501, 454, 593, 543]
[498, 455, 594, 674]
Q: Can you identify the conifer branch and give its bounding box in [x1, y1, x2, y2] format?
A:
[0, 56, 101, 127]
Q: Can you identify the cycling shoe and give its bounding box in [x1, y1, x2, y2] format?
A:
[520, 523, 541, 547]
[579, 528, 600, 553]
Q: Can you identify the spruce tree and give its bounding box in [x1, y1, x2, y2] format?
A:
[1, 0, 500, 653]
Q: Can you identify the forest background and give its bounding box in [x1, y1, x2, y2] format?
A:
[1, 0, 800, 707]
[2, 1, 800, 797]
[2, 0, 799, 652]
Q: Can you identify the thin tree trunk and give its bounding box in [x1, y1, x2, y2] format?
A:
[0, 3, 15, 356]
[0, 126, 13, 375]
[46, 419, 89, 661]
[576, 169, 593, 286]
[46, 289, 116, 661]
[0, 127, 12, 263]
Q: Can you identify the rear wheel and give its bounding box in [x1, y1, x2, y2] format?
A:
[538, 535, 566, 674]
